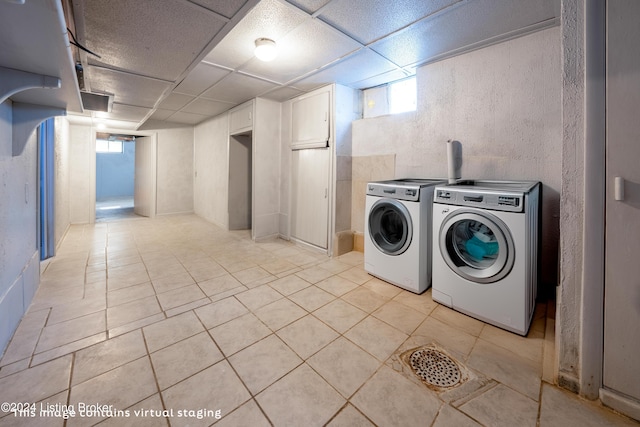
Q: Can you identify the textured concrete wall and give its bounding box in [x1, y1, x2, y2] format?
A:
[156, 127, 194, 215]
[556, 0, 584, 394]
[352, 26, 562, 290]
[334, 84, 361, 234]
[194, 113, 229, 228]
[351, 154, 396, 233]
[0, 100, 40, 357]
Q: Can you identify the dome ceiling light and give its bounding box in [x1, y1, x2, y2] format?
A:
[254, 38, 277, 62]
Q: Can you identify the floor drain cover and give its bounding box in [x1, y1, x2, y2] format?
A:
[409, 348, 461, 388]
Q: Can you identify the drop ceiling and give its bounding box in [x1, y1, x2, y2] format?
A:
[64, 0, 560, 130]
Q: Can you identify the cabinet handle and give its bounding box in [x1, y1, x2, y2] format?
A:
[615, 176, 625, 201]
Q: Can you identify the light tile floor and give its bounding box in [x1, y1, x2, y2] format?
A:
[96, 197, 137, 223]
[0, 214, 637, 427]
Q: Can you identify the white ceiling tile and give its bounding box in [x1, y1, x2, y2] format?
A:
[350, 69, 412, 90]
[166, 111, 210, 125]
[260, 86, 306, 102]
[174, 63, 231, 96]
[158, 93, 196, 111]
[284, 0, 332, 14]
[241, 18, 361, 83]
[188, 0, 250, 19]
[203, 0, 308, 69]
[66, 0, 561, 129]
[83, 0, 228, 81]
[87, 67, 172, 108]
[182, 98, 235, 116]
[370, 0, 559, 68]
[202, 73, 278, 103]
[95, 103, 151, 122]
[96, 119, 141, 131]
[318, 0, 462, 44]
[293, 48, 398, 90]
[149, 109, 175, 121]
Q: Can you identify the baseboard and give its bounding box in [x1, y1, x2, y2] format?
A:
[353, 231, 364, 252]
[600, 388, 640, 422]
[333, 231, 354, 257]
[156, 210, 195, 216]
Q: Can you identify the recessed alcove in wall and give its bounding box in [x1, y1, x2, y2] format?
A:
[228, 131, 252, 230]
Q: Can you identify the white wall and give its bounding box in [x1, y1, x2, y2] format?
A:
[68, 124, 95, 224]
[54, 117, 70, 246]
[156, 128, 194, 215]
[352, 26, 562, 289]
[253, 98, 281, 240]
[0, 100, 40, 356]
[279, 101, 292, 238]
[194, 113, 229, 228]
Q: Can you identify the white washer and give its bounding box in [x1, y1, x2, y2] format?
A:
[431, 180, 540, 335]
[365, 179, 445, 294]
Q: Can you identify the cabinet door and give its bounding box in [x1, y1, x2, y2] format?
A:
[229, 103, 253, 134]
[291, 148, 330, 249]
[603, 0, 640, 413]
[291, 91, 329, 149]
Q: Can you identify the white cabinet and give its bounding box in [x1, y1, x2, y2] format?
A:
[291, 91, 330, 149]
[286, 84, 360, 254]
[291, 148, 330, 248]
[229, 102, 253, 135]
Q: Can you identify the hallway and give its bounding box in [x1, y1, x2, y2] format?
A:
[0, 214, 636, 426]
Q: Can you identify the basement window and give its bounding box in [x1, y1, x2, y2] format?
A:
[389, 77, 416, 114]
[363, 76, 416, 118]
[96, 139, 123, 153]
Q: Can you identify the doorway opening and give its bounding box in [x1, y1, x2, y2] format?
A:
[95, 133, 138, 222]
[228, 131, 252, 230]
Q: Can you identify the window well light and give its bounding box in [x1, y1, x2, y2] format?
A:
[254, 38, 277, 62]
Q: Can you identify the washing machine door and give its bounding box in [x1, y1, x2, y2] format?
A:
[368, 198, 413, 256]
[439, 209, 515, 283]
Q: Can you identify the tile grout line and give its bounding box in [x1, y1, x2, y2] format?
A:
[139, 325, 172, 425]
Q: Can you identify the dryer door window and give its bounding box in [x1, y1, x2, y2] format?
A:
[368, 199, 413, 256]
[439, 210, 515, 283]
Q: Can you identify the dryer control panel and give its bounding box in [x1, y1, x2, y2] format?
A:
[434, 188, 525, 212]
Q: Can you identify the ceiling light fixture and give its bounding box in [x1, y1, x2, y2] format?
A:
[254, 38, 277, 62]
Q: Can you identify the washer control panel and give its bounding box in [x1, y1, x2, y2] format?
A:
[367, 183, 421, 201]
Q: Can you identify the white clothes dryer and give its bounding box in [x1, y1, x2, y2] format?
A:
[365, 179, 445, 294]
[431, 180, 540, 335]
